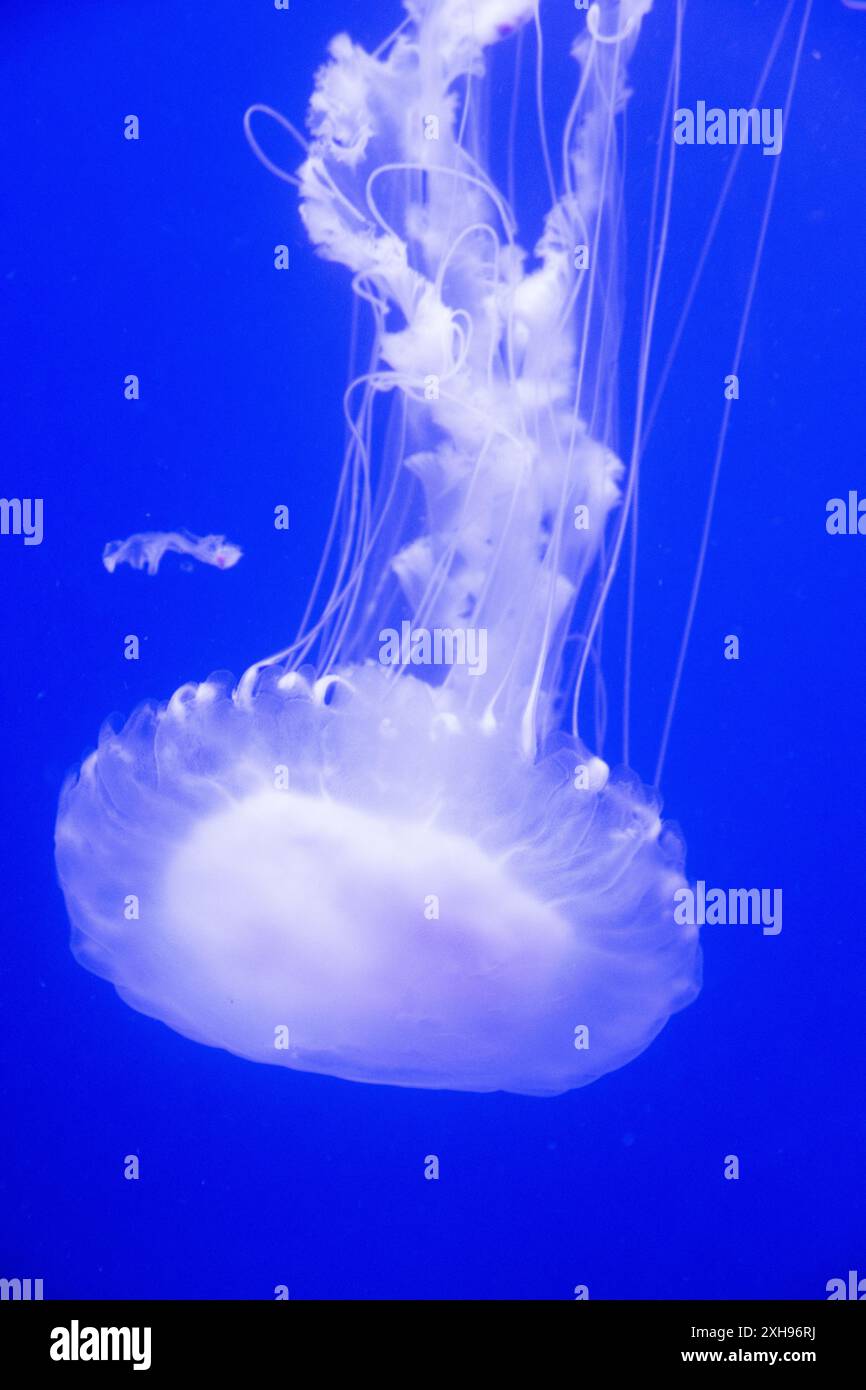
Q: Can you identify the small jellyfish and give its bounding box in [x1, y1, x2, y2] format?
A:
[102, 530, 242, 576]
[54, 0, 755, 1095]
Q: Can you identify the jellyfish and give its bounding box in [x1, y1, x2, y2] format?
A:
[54, 0, 721, 1096]
[102, 530, 243, 576]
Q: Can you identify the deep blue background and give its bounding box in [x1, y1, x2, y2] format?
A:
[1, 0, 864, 1300]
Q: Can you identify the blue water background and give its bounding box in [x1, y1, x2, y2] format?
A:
[1, 0, 864, 1299]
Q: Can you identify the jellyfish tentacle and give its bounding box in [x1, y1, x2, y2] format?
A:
[243, 104, 308, 188]
[653, 0, 814, 786]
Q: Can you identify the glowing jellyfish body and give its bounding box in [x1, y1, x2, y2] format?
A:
[56, 0, 702, 1095]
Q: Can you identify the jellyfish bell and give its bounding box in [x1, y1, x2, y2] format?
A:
[56, 663, 696, 1095]
[56, 0, 706, 1094]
